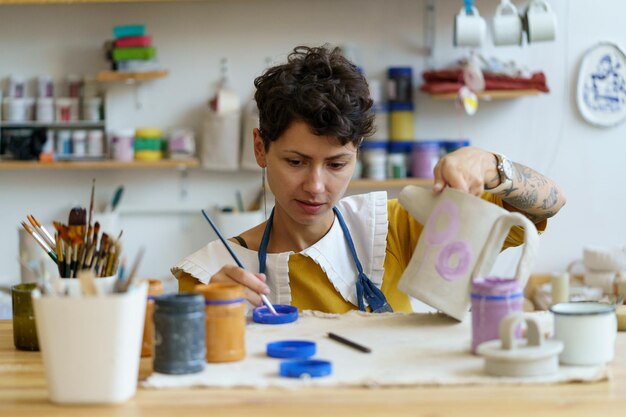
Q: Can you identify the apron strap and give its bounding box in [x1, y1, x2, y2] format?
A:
[333, 208, 393, 313]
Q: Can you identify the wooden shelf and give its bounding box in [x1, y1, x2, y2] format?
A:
[427, 89, 541, 100]
[96, 70, 169, 82]
[0, 121, 104, 128]
[0, 158, 199, 170]
[0, 0, 204, 4]
[349, 178, 432, 189]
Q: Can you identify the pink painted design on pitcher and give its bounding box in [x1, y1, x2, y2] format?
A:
[436, 241, 473, 281]
[424, 200, 460, 245]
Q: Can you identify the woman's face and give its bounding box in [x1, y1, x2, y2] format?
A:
[254, 120, 357, 227]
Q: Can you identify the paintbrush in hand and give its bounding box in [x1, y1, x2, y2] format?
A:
[200, 209, 278, 315]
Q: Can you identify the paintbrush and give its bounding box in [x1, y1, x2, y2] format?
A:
[27, 214, 55, 248]
[87, 222, 100, 268]
[55, 233, 64, 277]
[116, 246, 145, 293]
[67, 207, 87, 241]
[21, 222, 58, 263]
[110, 186, 124, 212]
[200, 209, 278, 315]
[71, 238, 80, 278]
[64, 244, 72, 278]
[87, 178, 95, 239]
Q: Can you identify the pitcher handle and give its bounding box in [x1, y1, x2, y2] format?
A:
[472, 212, 539, 288]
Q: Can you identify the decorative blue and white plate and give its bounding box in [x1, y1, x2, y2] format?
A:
[576, 42, 626, 127]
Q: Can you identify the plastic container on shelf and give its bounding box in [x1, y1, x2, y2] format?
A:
[87, 130, 104, 157]
[389, 102, 415, 141]
[411, 140, 441, 179]
[36, 98, 55, 122]
[387, 67, 413, 103]
[37, 75, 54, 98]
[110, 129, 135, 161]
[56, 130, 72, 157]
[360, 141, 387, 180]
[387, 141, 412, 179]
[82, 97, 102, 122]
[71, 130, 87, 157]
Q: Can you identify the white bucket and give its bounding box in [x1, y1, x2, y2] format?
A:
[32, 282, 147, 404]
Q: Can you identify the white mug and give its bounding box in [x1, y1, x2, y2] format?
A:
[492, 0, 523, 46]
[524, 0, 557, 43]
[397, 186, 539, 321]
[454, 6, 487, 48]
[550, 302, 617, 366]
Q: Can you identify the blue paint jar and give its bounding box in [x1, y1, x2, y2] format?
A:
[153, 294, 206, 374]
[387, 67, 413, 103]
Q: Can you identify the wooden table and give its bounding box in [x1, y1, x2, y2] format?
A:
[0, 320, 624, 417]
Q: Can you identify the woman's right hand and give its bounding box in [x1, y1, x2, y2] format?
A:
[209, 264, 271, 306]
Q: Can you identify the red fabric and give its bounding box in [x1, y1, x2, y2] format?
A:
[114, 36, 152, 48]
[420, 69, 549, 94]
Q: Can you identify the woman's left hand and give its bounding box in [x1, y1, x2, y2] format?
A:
[432, 146, 499, 196]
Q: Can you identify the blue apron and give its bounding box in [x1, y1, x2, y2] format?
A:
[258, 207, 393, 313]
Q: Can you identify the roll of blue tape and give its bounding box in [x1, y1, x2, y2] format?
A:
[267, 340, 316, 359]
[252, 304, 298, 324]
[279, 359, 332, 378]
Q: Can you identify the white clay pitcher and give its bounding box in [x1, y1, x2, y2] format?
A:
[397, 186, 539, 321]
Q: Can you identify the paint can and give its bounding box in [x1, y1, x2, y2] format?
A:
[153, 293, 206, 374]
[110, 129, 135, 161]
[195, 283, 246, 363]
[471, 277, 523, 354]
[410, 141, 441, 179]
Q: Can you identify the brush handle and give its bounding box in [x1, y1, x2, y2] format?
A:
[200, 209, 278, 315]
[201, 209, 244, 268]
[22, 223, 57, 263]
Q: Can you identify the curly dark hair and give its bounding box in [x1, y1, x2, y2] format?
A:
[254, 45, 374, 150]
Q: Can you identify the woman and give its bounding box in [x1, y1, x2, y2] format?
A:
[172, 45, 565, 313]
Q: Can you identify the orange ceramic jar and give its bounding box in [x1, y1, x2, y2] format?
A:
[195, 283, 246, 363]
[141, 279, 164, 357]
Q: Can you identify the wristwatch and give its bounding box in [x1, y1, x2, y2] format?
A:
[486, 153, 514, 194]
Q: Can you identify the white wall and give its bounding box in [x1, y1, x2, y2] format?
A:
[1, 0, 625, 287]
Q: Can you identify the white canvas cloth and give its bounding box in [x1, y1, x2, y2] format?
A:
[143, 311, 608, 389]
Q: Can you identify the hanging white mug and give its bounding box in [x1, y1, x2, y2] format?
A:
[454, 6, 487, 48]
[524, 0, 557, 43]
[492, 0, 523, 46]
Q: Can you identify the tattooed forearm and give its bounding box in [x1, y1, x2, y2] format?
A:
[504, 189, 538, 209]
[541, 187, 559, 209]
[499, 162, 566, 223]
